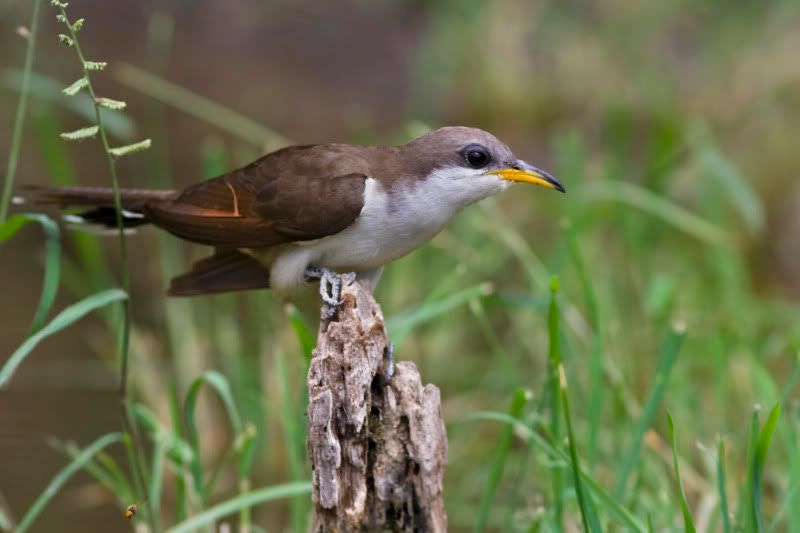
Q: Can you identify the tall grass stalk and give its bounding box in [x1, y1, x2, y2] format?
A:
[615, 322, 686, 497]
[474, 388, 529, 532]
[114, 62, 289, 150]
[15, 433, 123, 533]
[668, 412, 696, 532]
[0, 214, 60, 336]
[52, 1, 132, 390]
[51, 1, 153, 528]
[275, 350, 308, 533]
[0, 0, 42, 222]
[745, 403, 781, 532]
[166, 482, 312, 533]
[0, 288, 126, 388]
[547, 276, 564, 528]
[457, 411, 646, 531]
[563, 220, 605, 468]
[560, 363, 602, 531]
[717, 438, 732, 533]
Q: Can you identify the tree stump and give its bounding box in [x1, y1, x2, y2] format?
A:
[307, 279, 448, 532]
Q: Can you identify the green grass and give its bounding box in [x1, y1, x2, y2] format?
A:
[0, 288, 126, 388]
[14, 432, 123, 533]
[717, 438, 733, 533]
[546, 277, 565, 529]
[615, 323, 687, 497]
[2, 0, 800, 531]
[0, 213, 60, 333]
[0, 0, 41, 222]
[668, 412, 696, 533]
[475, 387, 529, 532]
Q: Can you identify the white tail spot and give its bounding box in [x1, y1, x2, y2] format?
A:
[121, 209, 145, 219]
[63, 214, 85, 224]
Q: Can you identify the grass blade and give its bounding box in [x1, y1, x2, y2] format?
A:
[129, 402, 191, 526]
[0, 509, 11, 531]
[546, 276, 564, 528]
[387, 282, 493, 345]
[166, 388, 188, 523]
[50, 438, 134, 508]
[282, 306, 311, 531]
[114, 62, 289, 150]
[768, 473, 800, 532]
[185, 371, 243, 434]
[560, 364, 602, 532]
[275, 350, 307, 533]
[581, 181, 731, 246]
[0, 0, 42, 222]
[286, 304, 315, 365]
[166, 481, 312, 533]
[615, 322, 686, 496]
[717, 437, 732, 533]
[148, 434, 168, 528]
[131, 403, 194, 463]
[0, 213, 60, 333]
[741, 409, 761, 530]
[51, 5, 153, 525]
[563, 219, 605, 468]
[0, 288, 127, 388]
[468, 298, 516, 387]
[475, 388, 529, 532]
[184, 370, 243, 500]
[689, 120, 765, 235]
[748, 403, 781, 532]
[667, 412, 696, 532]
[15, 432, 122, 533]
[775, 403, 800, 533]
[456, 411, 646, 532]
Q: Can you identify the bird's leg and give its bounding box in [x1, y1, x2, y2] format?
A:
[305, 266, 356, 310]
[306, 266, 394, 378]
[384, 341, 395, 380]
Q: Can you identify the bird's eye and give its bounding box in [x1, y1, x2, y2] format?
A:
[464, 145, 490, 169]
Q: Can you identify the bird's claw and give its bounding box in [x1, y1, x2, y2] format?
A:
[306, 266, 394, 377]
[305, 267, 356, 315]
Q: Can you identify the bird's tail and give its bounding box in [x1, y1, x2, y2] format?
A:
[23, 185, 177, 229]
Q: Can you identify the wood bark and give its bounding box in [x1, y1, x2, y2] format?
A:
[307, 279, 448, 532]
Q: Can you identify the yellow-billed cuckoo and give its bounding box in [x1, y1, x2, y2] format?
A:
[31, 126, 564, 304]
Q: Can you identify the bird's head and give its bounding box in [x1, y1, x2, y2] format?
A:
[400, 126, 564, 209]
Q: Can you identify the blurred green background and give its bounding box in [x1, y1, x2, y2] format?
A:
[2, 0, 800, 531]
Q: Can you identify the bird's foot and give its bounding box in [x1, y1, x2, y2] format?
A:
[305, 266, 356, 317]
[384, 341, 395, 380]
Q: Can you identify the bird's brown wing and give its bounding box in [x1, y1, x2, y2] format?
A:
[144, 152, 367, 248]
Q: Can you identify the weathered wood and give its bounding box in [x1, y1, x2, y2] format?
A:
[307, 279, 448, 532]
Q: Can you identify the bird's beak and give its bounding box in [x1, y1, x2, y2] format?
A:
[489, 161, 565, 193]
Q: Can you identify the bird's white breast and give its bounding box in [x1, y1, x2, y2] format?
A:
[308, 177, 448, 270]
[313, 169, 507, 269]
[267, 169, 507, 289]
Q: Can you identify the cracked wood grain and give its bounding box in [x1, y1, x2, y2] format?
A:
[307, 279, 448, 532]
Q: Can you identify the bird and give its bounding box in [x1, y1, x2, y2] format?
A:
[30, 126, 564, 305]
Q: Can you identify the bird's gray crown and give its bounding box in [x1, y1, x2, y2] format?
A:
[397, 126, 516, 178]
